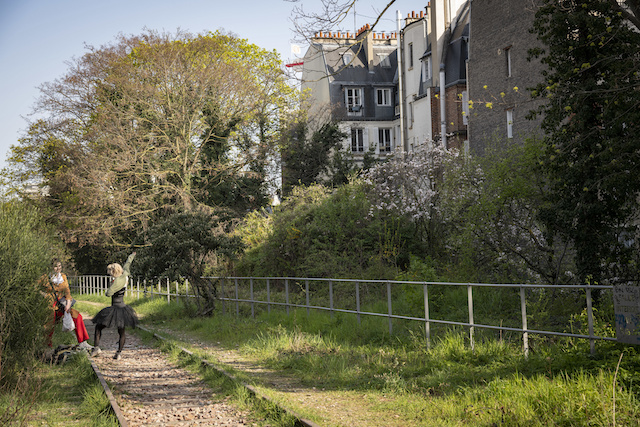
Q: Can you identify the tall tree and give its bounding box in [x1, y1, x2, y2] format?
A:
[279, 110, 349, 194]
[6, 30, 296, 247]
[529, 0, 640, 284]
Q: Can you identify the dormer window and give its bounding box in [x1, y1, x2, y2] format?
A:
[345, 87, 363, 116]
[343, 52, 353, 67]
[378, 53, 391, 67]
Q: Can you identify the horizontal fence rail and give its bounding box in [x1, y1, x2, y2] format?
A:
[69, 275, 194, 303]
[70, 275, 617, 356]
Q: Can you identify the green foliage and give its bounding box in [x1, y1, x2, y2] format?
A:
[0, 200, 64, 386]
[4, 29, 295, 255]
[280, 115, 349, 194]
[440, 136, 575, 284]
[133, 296, 640, 426]
[136, 211, 243, 280]
[233, 182, 421, 279]
[530, 0, 640, 283]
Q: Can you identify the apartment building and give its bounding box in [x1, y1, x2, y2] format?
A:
[300, 0, 471, 165]
[301, 0, 547, 166]
[301, 25, 399, 164]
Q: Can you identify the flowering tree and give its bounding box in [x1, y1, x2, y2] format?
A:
[363, 143, 477, 255]
[365, 140, 575, 284]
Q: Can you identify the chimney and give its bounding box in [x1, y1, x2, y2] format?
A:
[356, 23, 375, 72]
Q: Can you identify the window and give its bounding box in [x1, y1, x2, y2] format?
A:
[351, 128, 364, 152]
[378, 128, 392, 152]
[408, 42, 414, 68]
[506, 109, 514, 138]
[378, 53, 391, 67]
[343, 52, 353, 67]
[345, 87, 363, 116]
[376, 88, 391, 106]
[504, 46, 512, 77]
[421, 56, 432, 82]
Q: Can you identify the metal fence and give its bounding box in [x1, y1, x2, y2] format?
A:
[69, 275, 194, 303]
[70, 275, 617, 356]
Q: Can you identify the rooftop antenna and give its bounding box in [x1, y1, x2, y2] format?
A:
[353, 3, 357, 35]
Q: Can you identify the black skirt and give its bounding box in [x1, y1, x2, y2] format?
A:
[92, 290, 138, 329]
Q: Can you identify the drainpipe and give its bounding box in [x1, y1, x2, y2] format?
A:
[440, 63, 447, 149]
[396, 10, 405, 155]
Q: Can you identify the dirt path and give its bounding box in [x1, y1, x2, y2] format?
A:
[85, 319, 251, 426]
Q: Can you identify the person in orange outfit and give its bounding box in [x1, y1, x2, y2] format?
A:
[41, 260, 92, 349]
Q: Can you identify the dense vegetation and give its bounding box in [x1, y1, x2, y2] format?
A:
[530, 0, 640, 284]
[0, 201, 63, 382]
[1, 2, 640, 423]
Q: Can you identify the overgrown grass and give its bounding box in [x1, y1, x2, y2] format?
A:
[0, 321, 119, 426]
[128, 293, 640, 426]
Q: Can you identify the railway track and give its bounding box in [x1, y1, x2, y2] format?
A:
[86, 321, 251, 426]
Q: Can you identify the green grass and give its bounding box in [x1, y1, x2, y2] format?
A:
[0, 321, 119, 426]
[114, 293, 640, 426]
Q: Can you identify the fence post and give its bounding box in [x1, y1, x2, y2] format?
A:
[520, 286, 529, 358]
[329, 280, 334, 318]
[586, 284, 596, 356]
[250, 278, 255, 319]
[424, 283, 430, 350]
[266, 278, 271, 314]
[305, 280, 310, 317]
[235, 278, 240, 316]
[167, 277, 170, 304]
[221, 278, 226, 315]
[356, 281, 361, 325]
[387, 282, 393, 335]
[468, 284, 474, 351]
[284, 278, 289, 316]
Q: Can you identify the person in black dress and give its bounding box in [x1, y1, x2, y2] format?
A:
[91, 252, 138, 360]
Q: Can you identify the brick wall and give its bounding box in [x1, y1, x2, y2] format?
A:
[467, 0, 546, 155]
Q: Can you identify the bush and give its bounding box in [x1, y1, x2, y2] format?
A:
[234, 182, 422, 279]
[0, 200, 64, 386]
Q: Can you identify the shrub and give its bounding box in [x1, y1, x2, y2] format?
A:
[233, 182, 422, 279]
[0, 200, 64, 386]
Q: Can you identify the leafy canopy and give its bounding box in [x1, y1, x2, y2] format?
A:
[530, 0, 640, 283]
[5, 29, 296, 250]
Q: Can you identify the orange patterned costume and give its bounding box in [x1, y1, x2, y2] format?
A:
[40, 272, 90, 346]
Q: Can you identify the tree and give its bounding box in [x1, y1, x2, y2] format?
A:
[448, 138, 575, 284]
[280, 110, 349, 194]
[134, 211, 242, 314]
[530, 0, 640, 284]
[5, 30, 296, 248]
[364, 138, 574, 284]
[363, 142, 455, 253]
[290, 0, 397, 43]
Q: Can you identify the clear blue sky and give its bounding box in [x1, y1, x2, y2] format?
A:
[0, 0, 420, 171]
